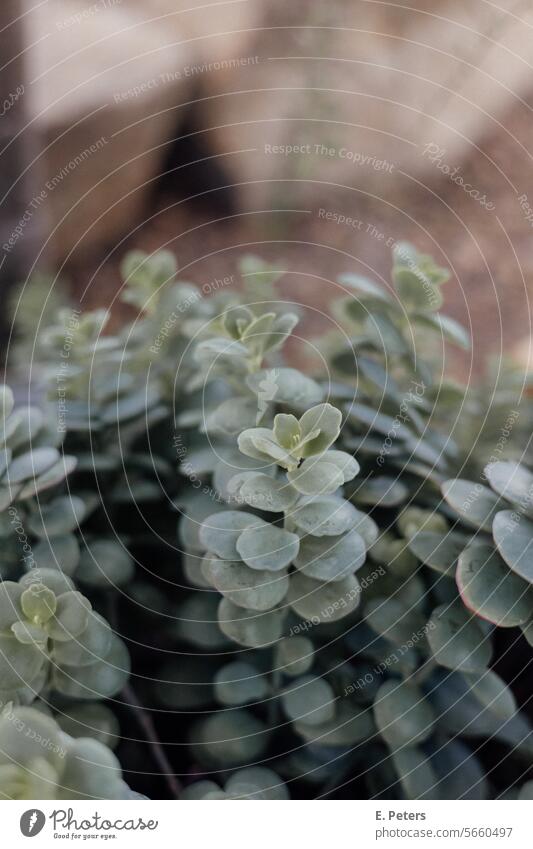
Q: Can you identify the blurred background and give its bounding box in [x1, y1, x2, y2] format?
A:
[2, 0, 533, 377]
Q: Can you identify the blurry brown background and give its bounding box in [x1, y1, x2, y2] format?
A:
[2, 0, 533, 376]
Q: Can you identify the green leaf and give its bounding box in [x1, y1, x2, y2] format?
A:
[456, 544, 532, 626]
[230, 473, 298, 513]
[407, 530, 468, 575]
[207, 557, 289, 610]
[353, 476, 409, 508]
[236, 525, 300, 571]
[365, 597, 427, 645]
[287, 457, 344, 496]
[427, 602, 492, 673]
[247, 368, 324, 409]
[275, 636, 314, 676]
[374, 680, 435, 748]
[441, 479, 502, 531]
[493, 511, 533, 585]
[199, 511, 265, 560]
[338, 273, 394, 304]
[47, 591, 91, 642]
[21, 584, 56, 624]
[287, 572, 360, 623]
[76, 540, 134, 587]
[53, 634, 130, 699]
[225, 767, 289, 800]
[27, 496, 86, 537]
[414, 312, 471, 350]
[18, 455, 77, 498]
[7, 447, 60, 483]
[291, 496, 359, 537]
[214, 662, 268, 706]
[485, 461, 533, 512]
[391, 747, 440, 800]
[293, 702, 375, 746]
[218, 598, 285, 647]
[0, 386, 14, 421]
[191, 710, 267, 767]
[53, 610, 112, 667]
[346, 401, 411, 441]
[33, 534, 80, 576]
[295, 529, 366, 582]
[298, 404, 342, 457]
[281, 675, 335, 726]
[463, 670, 516, 721]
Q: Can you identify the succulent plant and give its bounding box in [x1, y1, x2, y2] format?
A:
[0, 704, 137, 799]
[1, 244, 533, 801]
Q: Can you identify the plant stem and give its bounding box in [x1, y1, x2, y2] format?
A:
[122, 683, 182, 799]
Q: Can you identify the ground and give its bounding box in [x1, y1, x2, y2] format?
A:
[71, 94, 533, 383]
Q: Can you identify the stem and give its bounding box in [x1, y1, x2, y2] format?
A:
[122, 683, 182, 799]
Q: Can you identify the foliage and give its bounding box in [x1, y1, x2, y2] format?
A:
[1, 245, 532, 800]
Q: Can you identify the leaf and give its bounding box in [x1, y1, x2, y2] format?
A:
[338, 273, 394, 304]
[207, 557, 289, 610]
[293, 702, 375, 746]
[281, 675, 335, 726]
[295, 529, 366, 582]
[374, 680, 435, 748]
[247, 368, 324, 409]
[230, 473, 298, 513]
[214, 662, 269, 706]
[225, 767, 289, 800]
[17, 455, 77, 498]
[414, 312, 471, 350]
[291, 496, 359, 537]
[217, 598, 285, 648]
[456, 544, 532, 626]
[27, 496, 86, 538]
[287, 457, 344, 496]
[441, 479, 502, 531]
[289, 450, 360, 496]
[463, 670, 517, 721]
[393, 267, 443, 312]
[485, 460, 533, 511]
[53, 612, 112, 667]
[7, 447, 60, 483]
[365, 597, 427, 645]
[429, 739, 488, 800]
[53, 634, 130, 699]
[493, 511, 533, 585]
[391, 747, 440, 800]
[237, 428, 293, 468]
[199, 511, 265, 560]
[408, 530, 468, 575]
[298, 404, 342, 457]
[206, 397, 259, 436]
[352, 476, 409, 507]
[427, 602, 492, 673]
[275, 637, 314, 677]
[236, 525, 300, 572]
[76, 540, 134, 587]
[287, 572, 360, 623]
[345, 401, 411, 441]
[47, 591, 91, 641]
[33, 534, 81, 576]
[191, 710, 267, 767]
[0, 386, 14, 421]
[175, 595, 229, 649]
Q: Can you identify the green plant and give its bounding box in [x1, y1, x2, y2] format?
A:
[1, 245, 532, 800]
